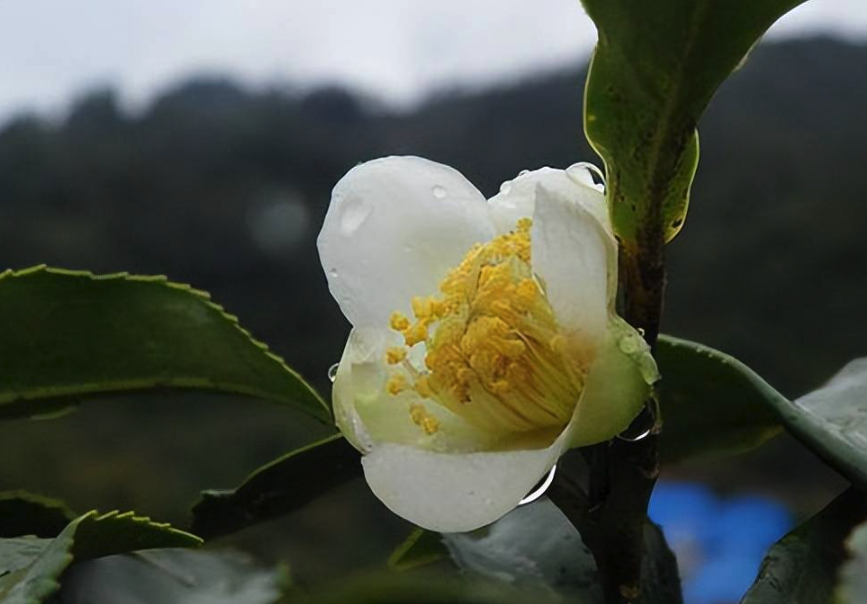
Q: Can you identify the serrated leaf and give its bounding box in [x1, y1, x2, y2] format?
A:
[60, 548, 284, 604]
[0, 492, 76, 538]
[0, 510, 201, 604]
[656, 335, 782, 464]
[741, 489, 867, 604]
[191, 434, 359, 539]
[0, 266, 329, 423]
[581, 0, 806, 244]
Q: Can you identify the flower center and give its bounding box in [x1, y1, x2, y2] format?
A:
[386, 218, 588, 436]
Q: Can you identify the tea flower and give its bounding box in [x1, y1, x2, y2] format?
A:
[318, 156, 658, 532]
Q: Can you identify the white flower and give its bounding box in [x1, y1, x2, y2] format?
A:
[318, 156, 658, 533]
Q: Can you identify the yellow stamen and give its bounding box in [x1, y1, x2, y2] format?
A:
[386, 373, 409, 395]
[410, 403, 440, 435]
[385, 346, 407, 365]
[386, 218, 589, 436]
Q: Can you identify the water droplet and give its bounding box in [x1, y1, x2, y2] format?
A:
[518, 169, 530, 177]
[339, 196, 372, 235]
[499, 180, 512, 195]
[327, 363, 339, 383]
[637, 327, 646, 337]
[619, 335, 640, 354]
[567, 162, 606, 189]
[519, 465, 557, 505]
[432, 185, 447, 199]
[328, 268, 338, 279]
[617, 404, 655, 442]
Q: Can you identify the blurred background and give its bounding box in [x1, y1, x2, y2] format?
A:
[0, 1, 866, 602]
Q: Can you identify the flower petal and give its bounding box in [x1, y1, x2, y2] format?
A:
[567, 316, 659, 447]
[530, 184, 617, 345]
[487, 165, 610, 234]
[333, 328, 497, 454]
[318, 156, 493, 328]
[361, 437, 567, 532]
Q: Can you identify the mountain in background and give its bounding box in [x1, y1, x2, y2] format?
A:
[0, 36, 863, 521]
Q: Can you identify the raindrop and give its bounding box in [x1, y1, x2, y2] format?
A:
[617, 404, 655, 442]
[566, 162, 606, 188]
[518, 465, 557, 505]
[432, 185, 447, 199]
[518, 169, 530, 177]
[328, 268, 338, 279]
[499, 180, 512, 195]
[327, 363, 339, 383]
[339, 196, 372, 235]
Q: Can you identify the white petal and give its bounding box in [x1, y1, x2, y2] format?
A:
[361, 435, 568, 532]
[567, 317, 659, 447]
[318, 156, 493, 328]
[487, 165, 610, 234]
[531, 184, 617, 345]
[333, 328, 497, 454]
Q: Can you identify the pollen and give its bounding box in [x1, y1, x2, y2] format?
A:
[410, 403, 440, 435]
[386, 218, 588, 436]
[385, 346, 407, 364]
[386, 372, 409, 395]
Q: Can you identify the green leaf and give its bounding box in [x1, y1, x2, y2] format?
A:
[839, 516, 867, 604]
[767, 358, 867, 492]
[0, 492, 76, 538]
[388, 528, 449, 571]
[389, 499, 681, 603]
[60, 549, 285, 604]
[581, 0, 806, 244]
[0, 510, 201, 604]
[289, 573, 559, 604]
[655, 335, 781, 463]
[191, 434, 359, 539]
[742, 489, 867, 604]
[0, 266, 329, 423]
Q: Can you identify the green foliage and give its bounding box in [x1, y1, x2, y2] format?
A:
[580, 0, 806, 244]
[763, 358, 867, 491]
[388, 529, 448, 571]
[59, 549, 284, 604]
[0, 267, 329, 423]
[387, 500, 681, 604]
[655, 336, 781, 463]
[742, 489, 867, 604]
[0, 492, 76, 538]
[0, 510, 201, 604]
[190, 434, 358, 539]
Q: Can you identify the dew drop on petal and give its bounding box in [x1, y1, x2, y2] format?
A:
[518, 169, 530, 177]
[518, 465, 557, 505]
[327, 363, 340, 383]
[328, 268, 338, 279]
[339, 196, 372, 235]
[499, 180, 512, 195]
[566, 162, 606, 189]
[432, 185, 447, 199]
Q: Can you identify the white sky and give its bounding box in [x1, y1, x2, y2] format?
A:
[0, 0, 864, 122]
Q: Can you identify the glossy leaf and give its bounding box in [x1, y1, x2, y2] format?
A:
[769, 358, 867, 491]
[581, 0, 806, 243]
[191, 434, 359, 539]
[0, 491, 76, 538]
[741, 489, 867, 604]
[0, 510, 201, 604]
[60, 549, 284, 604]
[656, 335, 781, 464]
[0, 266, 329, 423]
[388, 499, 681, 603]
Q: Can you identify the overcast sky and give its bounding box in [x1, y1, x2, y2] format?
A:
[0, 1, 864, 122]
